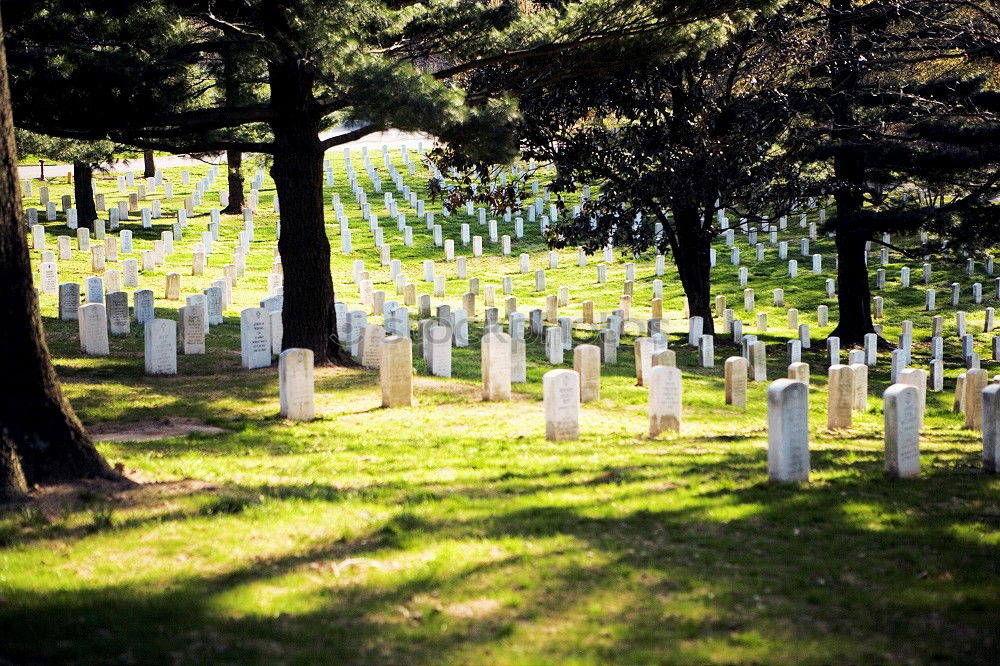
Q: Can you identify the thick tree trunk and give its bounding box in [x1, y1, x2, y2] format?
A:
[830, 227, 877, 346]
[72, 161, 97, 230]
[142, 149, 155, 178]
[672, 205, 716, 336]
[222, 149, 245, 214]
[268, 59, 349, 366]
[0, 17, 116, 499]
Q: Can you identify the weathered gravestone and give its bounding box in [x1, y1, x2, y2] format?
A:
[380, 336, 413, 408]
[955, 373, 967, 414]
[144, 319, 178, 375]
[724, 356, 748, 408]
[481, 331, 512, 401]
[599, 329, 618, 364]
[38, 262, 58, 295]
[78, 303, 110, 356]
[360, 324, 385, 369]
[105, 291, 130, 336]
[279, 348, 315, 421]
[84, 276, 103, 303]
[699, 334, 714, 368]
[59, 282, 80, 321]
[749, 341, 767, 381]
[204, 286, 224, 325]
[511, 337, 527, 383]
[133, 289, 154, 325]
[827, 364, 854, 430]
[648, 366, 682, 437]
[164, 272, 181, 300]
[883, 383, 921, 479]
[652, 349, 676, 368]
[897, 368, 927, 431]
[574, 344, 601, 403]
[429, 324, 452, 378]
[982, 384, 1000, 473]
[767, 379, 809, 482]
[546, 327, 563, 364]
[634, 337, 654, 386]
[788, 361, 809, 384]
[964, 368, 988, 429]
[180, 304, 206, 354]
[849, 362, 868, 411]
[544, 369, 581, 441]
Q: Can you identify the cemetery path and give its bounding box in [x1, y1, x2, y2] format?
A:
[17, 128, 432, 180]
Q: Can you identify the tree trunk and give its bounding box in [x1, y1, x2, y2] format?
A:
[222, 149, 245, 215]
[268, 59, 349, 366]
[671, 205, 716, 336]
[142, 149, 155, 178]
[0, 436, 26, 501]
[0, 16, 116, 499]
[73, 161, 97, 231]
[221, 48, 247, 216]
[827, 0, 876, 346]
[830, 226, 878, 346]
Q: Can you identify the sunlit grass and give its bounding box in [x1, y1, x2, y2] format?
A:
[2, 151, 998, 664]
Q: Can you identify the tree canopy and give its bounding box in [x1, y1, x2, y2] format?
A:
[3, 0, 787, 363]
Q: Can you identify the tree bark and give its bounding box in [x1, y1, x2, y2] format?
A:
[671, 204, 716, 336]
[142, 149, 155, 178]
[0, 16, 116, 499]
[222, 149, 245, 214]
[0, 435, 26, 501]
[268, 59, 349, 366]
[72, 160, 97, 230]
[830, 227, 878, 346]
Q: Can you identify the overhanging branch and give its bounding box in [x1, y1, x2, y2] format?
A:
[321, 124, 381, 149]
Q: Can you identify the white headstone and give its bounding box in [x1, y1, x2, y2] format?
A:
[983, 384, 1000, 473]
[240, 308, 272, 369]
[767, 379, 809, 482]
[648, 366, 682, 436]
[78, 303, 110, 356]
[481, 331, 512, 401]
[883, 383, 921, 478]
[279, 348, 315, 421]
[543, 369, 580, 441]
[144, 319, 178, 375]
[180, 303, 206, 354]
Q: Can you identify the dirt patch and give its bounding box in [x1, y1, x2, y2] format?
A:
[2, 478, 218, 515]
[88, 417, 227, 442]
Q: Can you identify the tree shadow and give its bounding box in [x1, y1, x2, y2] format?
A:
[2, 444, 998, 663]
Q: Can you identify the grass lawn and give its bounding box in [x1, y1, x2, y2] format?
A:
[1, 151, 998, 664]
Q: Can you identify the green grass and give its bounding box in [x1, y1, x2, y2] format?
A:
[1, 152, 998, 664]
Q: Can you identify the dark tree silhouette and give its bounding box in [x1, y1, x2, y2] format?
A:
[0, 15, 116, 500]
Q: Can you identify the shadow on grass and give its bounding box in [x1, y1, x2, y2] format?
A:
[2, 445, 999, 664]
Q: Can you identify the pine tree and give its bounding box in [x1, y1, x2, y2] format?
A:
[793, 0, 1000, 345]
